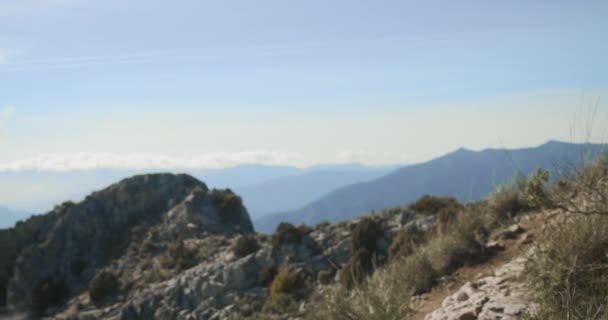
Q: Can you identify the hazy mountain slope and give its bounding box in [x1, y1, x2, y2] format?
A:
[256, 141, 603, 232]
[0, 206, 32, 229]
[236, 168, 395, 220]
[0, 164, 392, 220]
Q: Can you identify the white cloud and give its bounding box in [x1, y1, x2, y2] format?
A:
[0, 49, 5, 64]
[0, 150, 301, 172]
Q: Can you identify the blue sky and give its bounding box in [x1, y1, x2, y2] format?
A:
[1, 0, 607, 169]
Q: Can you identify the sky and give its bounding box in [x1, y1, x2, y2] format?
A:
[1, 0, 608, 171]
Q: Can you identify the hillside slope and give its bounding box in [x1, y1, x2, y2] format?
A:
[256, 141, 602, 232]
[237, 168, 394, 221]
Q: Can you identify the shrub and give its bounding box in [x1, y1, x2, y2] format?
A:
[317, 269, 334, 285]
[263, 267, 303, 313]
[409, 195, 462, 216]
[271, 223, 303, 248]
[351, 218, 383, 254]
[388, 228, 424, 260]
[297, 223, 313, 236]
[525, 167, 551, 209]
[313, 256, 414, 320]
[315, 221, 331, 230]
[339, 248, 375, 289]
[88, 271, 120, 306]
[421, 207, 491, 277]
[262, 292, 297, 314]
[339, 218, 385, 288]
[257, 266, 277, 287]
[31, 276, 69, 315]
[231, 235, 259, 258]
[164, 240, 197, 270]
[269, 267, 301, 300]
[400, 251, 437, 294]
[487, 185, 528, 220]
[210, 189, 243, 220]
[526, 215, 608, 319]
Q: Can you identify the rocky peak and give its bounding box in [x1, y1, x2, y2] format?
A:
[2, 173, 254, 315]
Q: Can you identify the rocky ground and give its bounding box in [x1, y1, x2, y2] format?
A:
[0, 173, 552, 320]
[418, 214, 545, 320]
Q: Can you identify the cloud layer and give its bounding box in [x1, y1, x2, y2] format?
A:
[0, 151, 300, 172]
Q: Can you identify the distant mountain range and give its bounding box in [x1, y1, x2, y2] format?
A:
[0, 206, 31, 229]
[0, 163, 395, 228]
[255, 141, 605, 233]
[234, 167, 395, 218]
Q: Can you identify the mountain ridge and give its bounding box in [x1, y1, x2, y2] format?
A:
[255, 141, 604, 232]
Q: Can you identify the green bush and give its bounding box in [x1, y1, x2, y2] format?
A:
[271, 223, 304, 249]
[210, 189, 243, 220]
[388, 228, 424, 260]
[351, 218, 383, 254]
[231, 235, 259, 258]
[409, 195, 462, 216]
[527, 215, 608, 319]
[525, 167, 551, 209]
[339, 218, 385, 288]
[88, 271, 120, 306]
[487, 185, 528, 220]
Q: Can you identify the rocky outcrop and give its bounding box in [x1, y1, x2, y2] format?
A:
[5, 174, 254, 315]
[425, 252, 535, 320]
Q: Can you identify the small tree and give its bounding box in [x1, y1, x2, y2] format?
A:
[526, 167, 551, 209]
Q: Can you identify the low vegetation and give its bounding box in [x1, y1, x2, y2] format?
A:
[525, 155, 608, 319]
[263, 267, 302, 313]
[231, 235, 259, 258]
[271, 222, 305, 249]
[88, 271, 120, 306]
[339, 218, 385, 288]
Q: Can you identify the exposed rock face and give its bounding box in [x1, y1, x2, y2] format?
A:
[2, 172, 443, 319]
[4, 174, 254, 315]
[425, 252, 534, 320]
[160, 187, 254, 240]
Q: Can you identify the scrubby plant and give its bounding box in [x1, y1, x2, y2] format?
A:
[409, 195, 462, 216]
[88, 271, 120, 306]
[210, 189, 243, 220]
[525, 167, 551, 209]
[313, 255, 415, 320]
[257, 266, 277, 287]
[388, 228, 424, 260]
[527, 215, 608, 319]
[351, 217, 383, 253]
[487, 184, 529, 220]
[339, 218, 385, 288]
[271, 223, 304, 249]
[231, 235, 259, 258]
[263, 267, 302, 313]
[269, 267, 301, 299]
[164, 240, 197, 270]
